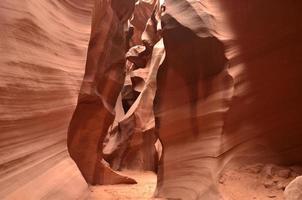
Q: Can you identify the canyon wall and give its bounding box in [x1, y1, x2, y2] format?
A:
[154, 0, 302, 199]
[1, 0, 153, 198]
[1, 0, 302, 199]
[103, 40, 165, 172]
[102, 0, 161, 172]
[67, 0, 137, 185]
[0, 0, 93, 199]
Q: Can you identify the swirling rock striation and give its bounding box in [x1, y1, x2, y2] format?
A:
[0, 0, 94, 199]
[103, 1, 163, 172]
[153, 0, 302, 199]
[1, 0, 302, 199]
[67, 0, 137, 185]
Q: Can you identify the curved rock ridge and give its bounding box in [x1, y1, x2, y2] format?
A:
[153, 0, 302, 199]
[101, 0, 165, 173]
[0, 0, 94, 199]
[284, 176, 302, 200]
[1, 0, 302, 199]
[129, 0, 156, 46]
[67, 0, 137, 185]
[103, 40, 165, 172]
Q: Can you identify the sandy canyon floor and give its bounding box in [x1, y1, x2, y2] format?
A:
[89, 164, 302, 200]
[89, 171, 158, 200]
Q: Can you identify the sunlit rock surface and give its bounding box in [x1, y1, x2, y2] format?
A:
[154, 0, 302, 199]
[103, 7, 161, 172]
[0, 0, 94, 199]
[102, 0, 162, 173]
[130, 0, 155, 46]
[103, 40, 165, 172]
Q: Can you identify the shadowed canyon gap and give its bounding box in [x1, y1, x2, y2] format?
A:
[0, 0, 302, 200]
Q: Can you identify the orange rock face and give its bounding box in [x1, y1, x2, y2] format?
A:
[1, 0, 302, 199]
[154, 0, 302, 199]
[0, 0, 137, 198]
[103, 40, 165, 172]
[67, 0, 137, 185]
[0, 0, 93, 199]
[102, 0, 162, 173]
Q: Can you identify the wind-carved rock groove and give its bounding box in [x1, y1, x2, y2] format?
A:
[67, 0, 137, 185]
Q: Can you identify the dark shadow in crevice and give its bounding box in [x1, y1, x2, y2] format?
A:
[161, 14, 228, 137]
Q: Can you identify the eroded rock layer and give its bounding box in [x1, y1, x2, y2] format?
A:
[103, 39, 165, 172]
[154, 0, 302, 199]
[67, 0, 137, 185]
[102, 0, 162, 173]
[0, 0, 94, 199]
[2, 0, 302, 199]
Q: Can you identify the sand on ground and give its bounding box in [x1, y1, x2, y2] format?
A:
[89, 171, 158, 200]
[89, 165, 302, 200]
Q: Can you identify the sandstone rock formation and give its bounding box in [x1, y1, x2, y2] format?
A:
[1, 0, 302, 199]
[284, 176, 302, 200]
[103, 2, 164, 172]
[130, 0, 156, 46]
[0, 0, 94, 199]
[103, 40, 165, 172]
[0, 0, 139, 199]
[67, 0, 137, 185]
[153, 0, 302, 199]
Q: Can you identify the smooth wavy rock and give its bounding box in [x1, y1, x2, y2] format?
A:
[67, 0, 137, 185]
[284, 176, 302, 200]
[130, 0, 156, 45]
[102, 1, 163, 173]
[103, 39, 165, 171]
[154, 0, 302, 199]
[0, 0, 94, 199]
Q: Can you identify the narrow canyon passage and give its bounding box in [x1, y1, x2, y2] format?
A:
[1, 0, 302, 200]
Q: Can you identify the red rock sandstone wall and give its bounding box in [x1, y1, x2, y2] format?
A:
[0, 0, 94, 199]
[154, 0, 302, 199]
[67, 0, 137, 185]
[1, 0, 302, 199]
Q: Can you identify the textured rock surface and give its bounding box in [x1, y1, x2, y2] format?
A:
[129, 0, 155, 46]
[154, 0, 302, 199]
[2, 0, 302, 199]
[67, 0, 137, 185]
[102, 0, 163, 172]
[0, 0, 94, 199]
[103, 37, 164, 172]
[284, 176, 302, 200]
[219, 164, 302, 200]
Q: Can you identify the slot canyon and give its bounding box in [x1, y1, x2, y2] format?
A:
[1, 0, 302, 199]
